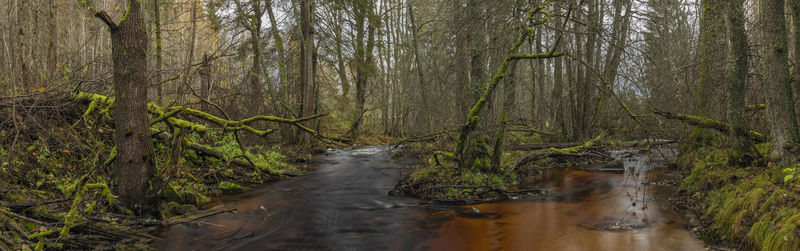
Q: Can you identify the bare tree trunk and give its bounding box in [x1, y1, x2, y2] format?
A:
[759, 0, 800, 163]
[408, 4, 432, 134]
[95, 0, 155, 212]
[247, 0, 264, 117]
[153, 0, 163, 104]
[199, 54, 212, 113]
[334, 9, 349, 99]
[301, 0, 315, 144]
[46, 0, 57, 83]
[551, 1, 564, 140]
[535, 27, 546, 130]
[179, 0, 198, 105]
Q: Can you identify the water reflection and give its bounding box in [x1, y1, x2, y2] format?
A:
[157, 146, 705, 251]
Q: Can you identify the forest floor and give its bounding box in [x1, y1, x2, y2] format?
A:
[0, 91, 321, 250]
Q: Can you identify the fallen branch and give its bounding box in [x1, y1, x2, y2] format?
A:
[505, 142, 583, 151]
[155, 205, 236, 228]
[653, 109, 766, 143]
[550, 133, 605, 154]
[392, 129, 458, 147]
[0, 199, 71, 210]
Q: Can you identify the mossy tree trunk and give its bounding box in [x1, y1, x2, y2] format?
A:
[491, 60, 517, 169]
[95, 0, 155, 212]
[349, 0, 378, 140]
[454, 3, 562, 171]
[759, 0, 800, 163]
[697, 0, 727, 118]
[459, 0, 490, 171]
[724, 0, 754, 165]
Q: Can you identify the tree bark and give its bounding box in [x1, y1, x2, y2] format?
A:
[697, 0, 727, 118]
[408, 4, 432, 134]
[199, 54, 212, 113]
[153, 0, 163, 104]
[725, 0, 754, 164]
[759, 0, 800, 162]
[95, 1, 155, 212]
[46, 0, 57, 83]
[301, 0, 315, 143]
[179, 0, 199, 105]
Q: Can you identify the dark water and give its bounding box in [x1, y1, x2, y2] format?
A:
[156, 146, 705, 250]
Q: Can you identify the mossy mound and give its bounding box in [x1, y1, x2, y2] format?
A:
[677, 137, 800, 250]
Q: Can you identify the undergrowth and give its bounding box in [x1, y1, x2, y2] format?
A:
[677, 128, 800, 251]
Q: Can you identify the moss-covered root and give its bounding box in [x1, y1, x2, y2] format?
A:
[550, 132, 605, 154]
[60, 176, 115, 239]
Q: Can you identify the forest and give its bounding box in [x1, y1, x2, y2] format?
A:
[1, 0, 800, 250]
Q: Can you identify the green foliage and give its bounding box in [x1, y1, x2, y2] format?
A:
[782, 165, 800, 188]
[679, 138, 800, 249]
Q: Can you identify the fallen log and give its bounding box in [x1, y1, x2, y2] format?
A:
[653, 110, 766, 143]
[144, 205, 236, 231]
[505, 142, 584, 151]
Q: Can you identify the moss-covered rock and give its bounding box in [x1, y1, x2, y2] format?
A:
[181, 190, 211, 206]
[218, 181, 244, 193]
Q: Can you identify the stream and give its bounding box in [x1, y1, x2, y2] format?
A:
[156, 146, 707, 250]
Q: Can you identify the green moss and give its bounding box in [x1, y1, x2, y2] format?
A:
[761, 212, 800, 251]
[756, 142, 772, 158]
[461, 172, 487, 186]
[218, 181, 244, 193]
[681, 149, 741, 194]
[760, 188, 790, 214]
[161, 183, 182, 202]
[410, 166, 440, 182]
[2, 192, 24, 202]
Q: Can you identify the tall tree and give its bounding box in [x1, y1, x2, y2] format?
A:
[725, 0, 753, 164]
[301, 0, 316, 143]
[349, 0, 377, 139]
[697, 0, 727, 118]
[408, 3, 431, 134]
[759, 0, 800, 162]
[95, 0, 155, 212]
[153, 0, 164, 104]
[46, 0, 57, 82]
